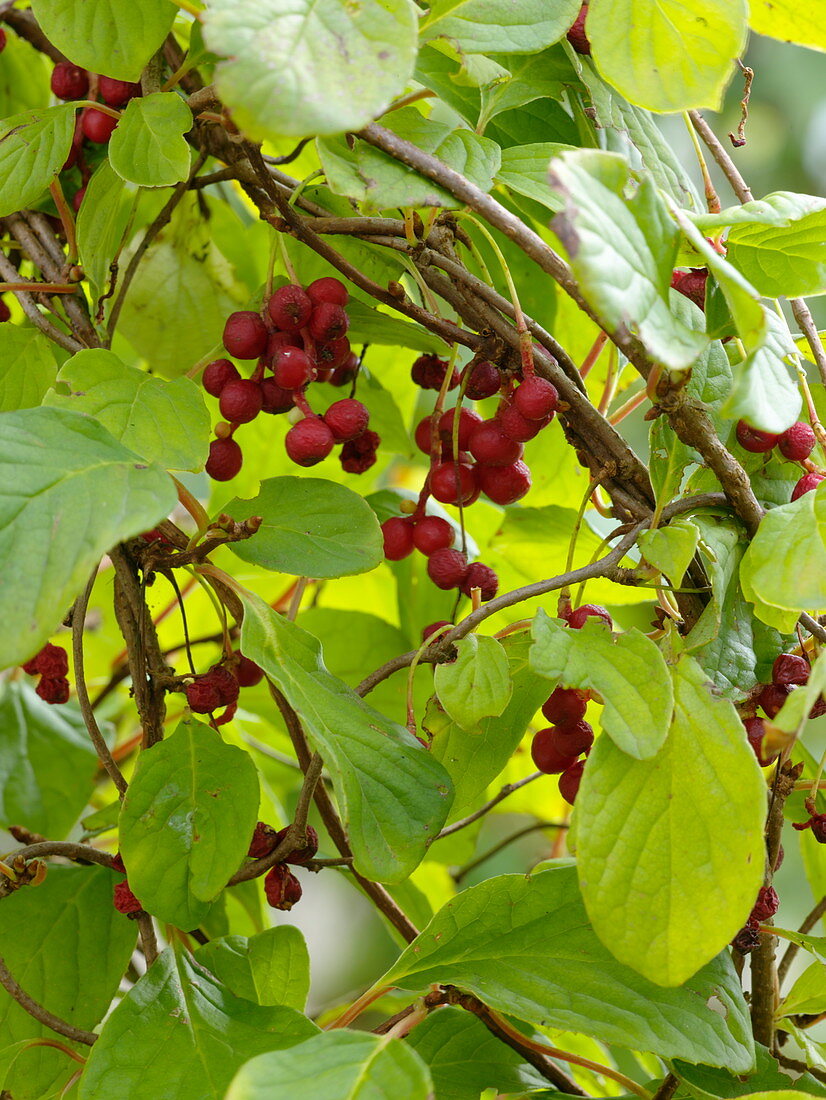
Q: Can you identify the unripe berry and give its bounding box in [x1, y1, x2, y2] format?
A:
[792, 472, 826, 501]
[469, 420, 523, 466]
[223, 311, 268, 359]
[531, 728, 579, 775]
[670, 269, 708, 311]
[324, 398, 369, 442]
[268, 284, 313, 332]
[308, 302, 348, 342]
[542, 687, 588, 725]
[463, 360, 500, 400]
[219, 379, 263, 424]
[567, 604, 612, 630]
[307, 277, 348, 306]
[50, 62, 89, 100]
[36, 677, 70, 705]
[427, 548, 469, 590]
[273, 346, 314, 390]
[340, 429, 380, 473]
[81, 107, 118, 144]
[381, 517, 415, 561]
[260, 378, 294, 415]
[514, 377, 559, 420]
[478, 461, 531, 505]
[735, 420, 779, 454]
[461, 562, 499, 601]
[779, 421, 816, 461]
[552, 719, 594, 757]
[497, 404, 544, 443]
[98, 76, 141, 107]
[285, 417, 335, 467]
[429, 461, 479, 506]
[439, 407, 483, 451]
[248, 821, 279, 859]
[566, 3, 591, 54]
[202, 358, 240, 397]
[206, 437, 243, 481]
[264, 863, 303, 909]
[558, 759, 585, 804]
[412, 516, 454, 556]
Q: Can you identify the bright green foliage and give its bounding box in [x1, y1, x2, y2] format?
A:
[195, 927, 310, 1010]
[75, 162, 133, 297]
[434, 634, 512, 729]
[720, 308, 802, 433]
[749, 0, 826, 50]
[638, 519, 700, 587]
[419, 0, 580, 54]
[0, 106, 75, 215]
[108, 92, 192, 187]
[0, 326, 57, 412]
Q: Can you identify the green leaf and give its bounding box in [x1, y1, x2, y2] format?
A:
[0, 682, 98, 838]
[434, 634, 512, 730]
[648, 418, 696, 513]
[78, 946, 317, 1100]
[749, 1, 826, 49]
[549, 150, 709, 370]
[108, 92, 192, 187]
[379, 863, 755, 1070]
[638, 519, 700, 586]
[345, 299, 449, 354]
[0, 867, 136, 1100]
[728, 215, 826, 301]
[478, 48, 572, 130]
[674, 1044, 826, 1099]
[720, 308, 802, 434]
[44, 349, 210, 472]
[240, 592, 453, 883]
[76, 161, 133, 298]
[588, 0, 747, 112]
[496, 143, 570, 211]
[30, 0, 176, 80]
[420, 0, 580, 54]
[0, 106, 75, 216]
[0, 325, 57, 412]
[780, 962, 826, 1017]
[203, 0, 417, 141]
[119, 719, 260, 928]
[225, 476, 383, 579]
[0, 408, 175, 669]
[227, 1031, 432, 1100]
[530, 609, 673, 759]
[0, 33, 50, 117]
[576, 655, 766, 986]
[195, 927, 310, 1010]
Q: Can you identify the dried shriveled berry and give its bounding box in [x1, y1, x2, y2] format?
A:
[202, 358, 240, 397]
[670, 269, 708, 311]
[264, 864, 303, 910]
[531, 728, 579, 775]
[206, 437, 243, 481]
[558, 759, 585, 804]
[514, 377, 558, 421]
[382, 517, 415, 561]
[113, 880, 143, 915]
[792, 472, 826, 501]
[461, 562, 499, 601]
[340, 430, 380, 474]
[731, 921, 761, 954]
[542, 687, 588, 725]
[778, 421, 816, 461]
[285, 418, 335, 467]
[268, 284, 313, 332]
[773, 652, 810, 687]
[427, 548, 469, 590]
[413, 516, 454, 556]
[249, 821, 279, 859]
[219, 379, 263, 424]
[750, 885, 779, 923]
[567, 604, 612, 630]
[23, 643, 68, 679]
[111, 852, 126, 874]
[324, 398, 369, 442]
[478, 461, 531, 505]
[272, 824, 319, 865]
[186, 666, 239, 714]
[223, 311, 268, 359]
[411, 354, 458, 391]
[757, 682, 790, 719]
[735, 420, 779, 454]
[36, 677, 70, 705]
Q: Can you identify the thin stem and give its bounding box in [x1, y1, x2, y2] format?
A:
[682, 112, 721, 214]
[136, 913, 159, 967]
[327, 985, 394, 1030]
[435, 773, 543, 840]
[287, 577, 308, 621]
[580, 329, 608, 377]
[608, 386, 648, 425]
[0, 955, 98, 1046]
[48, 178, 78, 265]
[454, 820, 569, 883]
[777, 895, 826, 986]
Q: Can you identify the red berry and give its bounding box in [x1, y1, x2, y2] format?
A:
[248, 822, 279, 859]
[219, 379, 263, 424]
[317, 336, 352, 370]
[531, 728, 579, 774]
[285, 417, 335, 467]
[422, 620, 451, 642]
[757, 682, 790, 719]
[111, 852, 126, 874]
[268, 285, 313, 332]
[0, 299, 10, 323]
[81, 108, 118, 144]
[330, 352, 360, 387]
[514, 377, 559, 420]
[670, 269, 708, 311]
[429, 462, 479, 505]
[750, 885, 779, 923]
[202, 358, 240, 397]
[0, 29, 6, 53]
[461, 562, 499, 601]
[273, 346, 314, 390]
[427, 548, 469, 590]
[415, 416, 436, 455]
[72, 185, 86, 213]
[264, 864, 302, 910]
[186, 666, 239, 714]
[98, 77, 141, 108]
[732, 922, 761, 954]
[382, 517, 415, 561]
[307, 277, 348, 306]
[413, 516, 454, 556]
[542, 687, 588, 725]
[308, 302, 349, 343]
[223, 311, 268, 359]
[324, 398, 369, 442]
[36, 677, 70, 705]
[567, 604, 612, 630]
[411, 354, 458, 391]
[497, 404, 544, 443]
[744, 716, 778, 767]
[469, 421, 523, 466]
[439, 407, 483, 451]
[773, 653, 810, 687]
[735, 420, 779, 454]
[206, 437, 243, 481]
[50, 62, 89, 100]
[260, 378, 294, 414]
[779, 422, 816, 461]
[113, 880, 143, 915]
[478, 461, 531, 505]
[23, 643, 68, 679]
[552, 719, 594, 757]
[271, 824, 319, 865]
[558, 759, 585, 804]
[566, 3, 591, 54]
[340, 429, 380, 473]
[792, 472, 826, 501]
[463, 360, 501, 400]
[267, 330, 303, 358]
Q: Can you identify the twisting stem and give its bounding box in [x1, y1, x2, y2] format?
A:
[435, 773, 544, 840]
[0, 955, 98, 1046]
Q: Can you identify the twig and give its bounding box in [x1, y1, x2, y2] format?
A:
[0, 955, 97, 1046]
[4, 842, 115, 869]
[652, 1073, 679, 1100]
[728, 61, 754, 148]
[435, 773, 544, 840]
[777, 895, 826, 986]
[453, 820, 569, 883]
[0, 249, 81, 352]
[135, 913, 159, 967]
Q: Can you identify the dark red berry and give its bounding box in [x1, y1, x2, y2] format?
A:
[273, 346, 314, 390]
[267, 331, 303, 358]
[732, 921, 761, 954]
[219, 379, 263, 424]
[461, 562, 499, 601]
[552, 719, 594, 757]
[514, 377, 559, 420]
[411, 354, 458, 391]
[422, 620, 451, 642]
[285, 417, 335, 467]
[463, 360, 500, 400]
[773, 652, 810, 687]
[757, 682, 790, 719]
[427, 548, 469, 590]
[670, 269, 708, 311]
[558, 759, 585, 804]
[796, 814, 826, 843]
[23, 643, 68, 679]
[413, 516, 453, 556]
[50, 62, 89, 100]
[36, 677, 70, 705]
[735, 421, 779, 454]
[82, 107, 118, 143]
[439, 407, 483, 451]
[264, 864, 302, 910]
[750, 885, 779, 923]
[531, 728, 578, 775]
[113, 880, 143, 915]
[330, 352, 360, 387]
[468, 420, 523, 466]
[340, 429, 380, 473]
[478, 461, 531, 505]
[111, 852, 126, 874]
[223, 311, 269, 359]
[72, 185, 86, 213]
[567, 604, 612, 630]
[415, 416, 436, 455]
[268, 285, 313, 332]
[429, 462, 479, 505]
[234, 652, 264, 688]
[566, 3, 590, 53]
[0, 299, 10, 323]
[324, 398, 369, 442]
[248, 821, 279, 859]
[260, 378, 294, 415]
[186, 666, 239, 714]
[0, 29, 6, 53]
[792, 472, 826, 501]
[202, 358, 240, 397]
[382, 517, 415, 561]
[542, 687, 588, 725]
[497, 404, 544, 443]
[744, 716, 778, 767]
[316, 337, 350, 371]
[308, 302, 348, 343]
[778, 421, 816, 462]
[98, 77, 141, 107]
[271, 824, 319, 865]
[307, 277, 348, 306]
[206, 437, 243, 481]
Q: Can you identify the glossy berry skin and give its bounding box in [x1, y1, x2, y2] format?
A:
[307, 277, 348, 306]
[264, 864, 302, 910]
[422, 620, 451, 642]
[260, 378, 294, 415]
[223, 311, 268, 359]
[413, 516, 453, 556]
[308, 302, 348, 342]
[469, 421, 523, 466]
[340, 430, 380, 473]
[542, 687, 588, 725]
[429, 461, 479, 506]
[558, 759, 585, 804]
[461, 562, 499, 601]
[478, 461, 531, 505]
[50, 62, 89, 100]
[497, 404, 544, 443]
[552, 719, 594, 757]
[463, 360, 501, 400]
[744, 716, 778, 767]
[773, 652, 810, 686]
[202, 358, 240, 397]
[219, 379, 263, 424]
[514, 377, 559, 420]
[248, 821, 279, 859]
[82, 107, 118, 143]
[324, 399, 369, 442]
[272, 824, 319, 865]
[670, 269, 708, 311]
[382, 517, 415, 561]
[317, 336, 351, 370]
[415, 416, 435, 455]
[427, 548, 469, 590]
[268, 285, 313, 332]
[567, 604, 612, 630]
[792, 472, 826, 501]
[234, 652, 264, 687]
[36, 677, 70, 705]
[566, 3, 591, 54]
[331, 353, 360, 388]
[531, 728, 579, 775]
[206, 437, 243, 481]
[285, 418, 335, 467]
[735, 420, 779, 454]
[439, 407, 483, 451]
[273, 346, 314, 390]
[778, 421, 816, 461]
[757, 682, 790, 719]
[98, 77, 141, 107]
[113, 880, 143, 915]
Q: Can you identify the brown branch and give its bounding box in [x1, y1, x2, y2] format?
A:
[0, 249, 82, 352]
[5, 842, 115, 869]
[777, 895, 826, 986]
[0, 954, 98, 1046]
[1, 9, 68, 61]
[652, 1073, 679, 1100]
[135, 913, 159, 967]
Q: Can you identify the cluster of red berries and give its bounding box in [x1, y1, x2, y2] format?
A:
[248, 821, 320, 910]
[381, 512, 499, 601]
[529, 604, 613, 804]
[731, 883, 780, 954]
[183, 651, 264, 725]
[203, 278, 377, 481]
[735, 419, 823, 500]
[111, 852, 143, 917]
[744, 650, 825, 767]
[21, 643, 70, 705]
